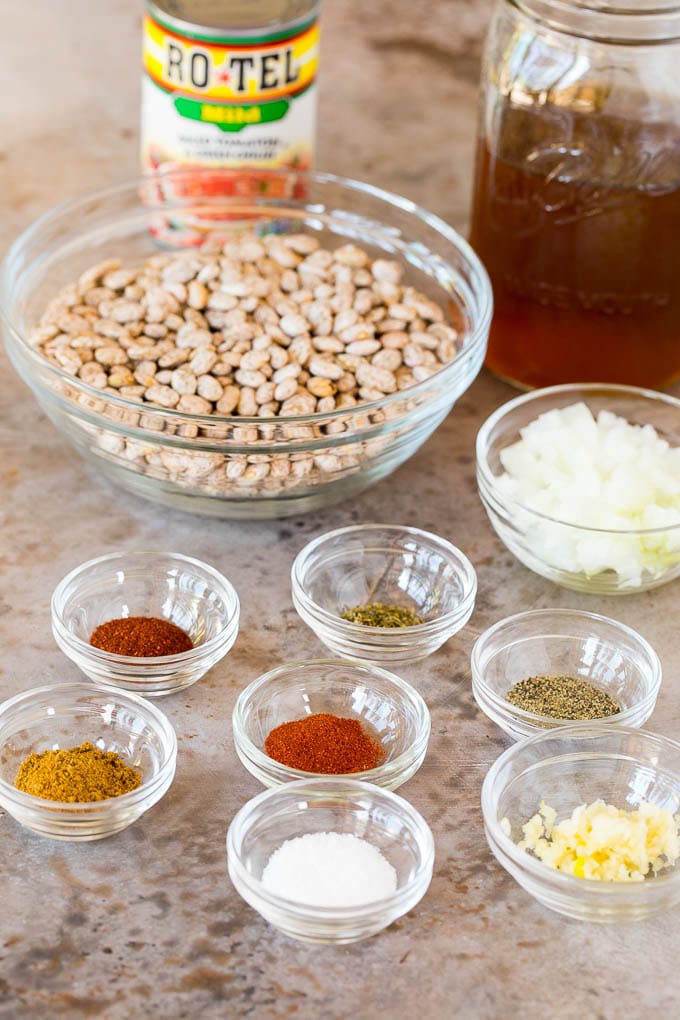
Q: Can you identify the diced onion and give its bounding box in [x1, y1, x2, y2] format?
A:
[496, 403, 680, 586]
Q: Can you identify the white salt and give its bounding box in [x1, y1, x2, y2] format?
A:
[261, 831, 398, 907]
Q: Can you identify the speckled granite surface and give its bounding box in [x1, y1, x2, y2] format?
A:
[1, 2, 679, 1017]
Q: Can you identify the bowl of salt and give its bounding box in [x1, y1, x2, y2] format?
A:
[226, 777, 434, 944]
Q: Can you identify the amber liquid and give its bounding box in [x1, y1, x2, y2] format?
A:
[469, 104, 680, 389]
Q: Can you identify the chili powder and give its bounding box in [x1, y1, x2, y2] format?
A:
[264, 713, 385, 774]
[89, 616, 193, 657]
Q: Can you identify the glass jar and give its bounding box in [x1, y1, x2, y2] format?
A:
[469, 1, 680, 390]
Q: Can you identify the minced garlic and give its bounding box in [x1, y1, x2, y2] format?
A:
[517, 799, 680, 882]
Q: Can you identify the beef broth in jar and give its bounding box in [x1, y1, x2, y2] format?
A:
[470, 1, 680, 390]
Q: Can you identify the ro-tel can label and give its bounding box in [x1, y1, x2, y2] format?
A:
[141, 6, 319, 173]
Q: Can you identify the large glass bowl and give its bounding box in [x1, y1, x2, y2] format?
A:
[0, 168, 491, 519]
[476, 383, 680, 593]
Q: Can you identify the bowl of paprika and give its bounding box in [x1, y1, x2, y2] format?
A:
[232, 658, 431, 790]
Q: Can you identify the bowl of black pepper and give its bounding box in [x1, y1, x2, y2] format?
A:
[51, 551, 240, 696]
[471, 608, 662, 741]
[291, 524, 477, 665]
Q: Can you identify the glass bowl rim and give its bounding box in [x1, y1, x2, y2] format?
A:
[232, 656, 432, 782]
[51, 549, 240, 667]
[0, 680, 178, 811]
[471, 607, 662, 727]
[476, 382, 680, 536]
[226, 775, 435, 917]
[291, 522, 478, 635]
[0, 166, 492, 429]
[481, 722, 680, 895]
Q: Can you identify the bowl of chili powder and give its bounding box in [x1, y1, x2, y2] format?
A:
[51, 551, 239, 696]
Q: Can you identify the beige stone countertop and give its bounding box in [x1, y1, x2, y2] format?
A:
[1, 2, 679, 1017]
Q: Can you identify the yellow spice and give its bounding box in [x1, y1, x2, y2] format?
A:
[517, 799, 680, 882]
[15, 741, 142, 802]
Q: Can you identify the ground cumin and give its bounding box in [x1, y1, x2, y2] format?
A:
[89, 616, 193, 657]
[264, 713, 385, 774]
[15, 742, 142, 802]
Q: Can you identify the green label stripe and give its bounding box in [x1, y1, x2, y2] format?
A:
[174, 96, 290, 132]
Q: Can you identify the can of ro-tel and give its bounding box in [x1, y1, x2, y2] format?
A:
[141, 1, 320, 175]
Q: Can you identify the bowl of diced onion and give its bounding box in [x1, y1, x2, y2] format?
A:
[476, 383, 680, 594]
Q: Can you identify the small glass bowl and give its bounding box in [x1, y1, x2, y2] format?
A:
[471, 608, 662, 741]
[476, 383, 680, 594]
[291, 524, 477, 664]
[226, 777, 435, 943]
[481, 725, 680, 922]
[0, 681, 177, 841]
[232, 658, 431, 790]
[51, 551, 240, 696]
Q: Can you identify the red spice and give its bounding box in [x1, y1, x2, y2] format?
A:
[89, 616, 193, 657]
[264, 713, 385, 774]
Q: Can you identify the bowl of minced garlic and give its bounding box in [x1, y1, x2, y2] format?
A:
[482, 724, 680, 921]
[511, 799, 680, 882]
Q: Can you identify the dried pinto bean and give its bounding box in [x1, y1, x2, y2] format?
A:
[32, 232, 460, 419]
[31, 232, 466, 498]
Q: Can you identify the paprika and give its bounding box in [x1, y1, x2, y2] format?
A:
[264, 713, 385, 774]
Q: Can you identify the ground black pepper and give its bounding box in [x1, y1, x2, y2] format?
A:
[505, 674, 621, 720]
